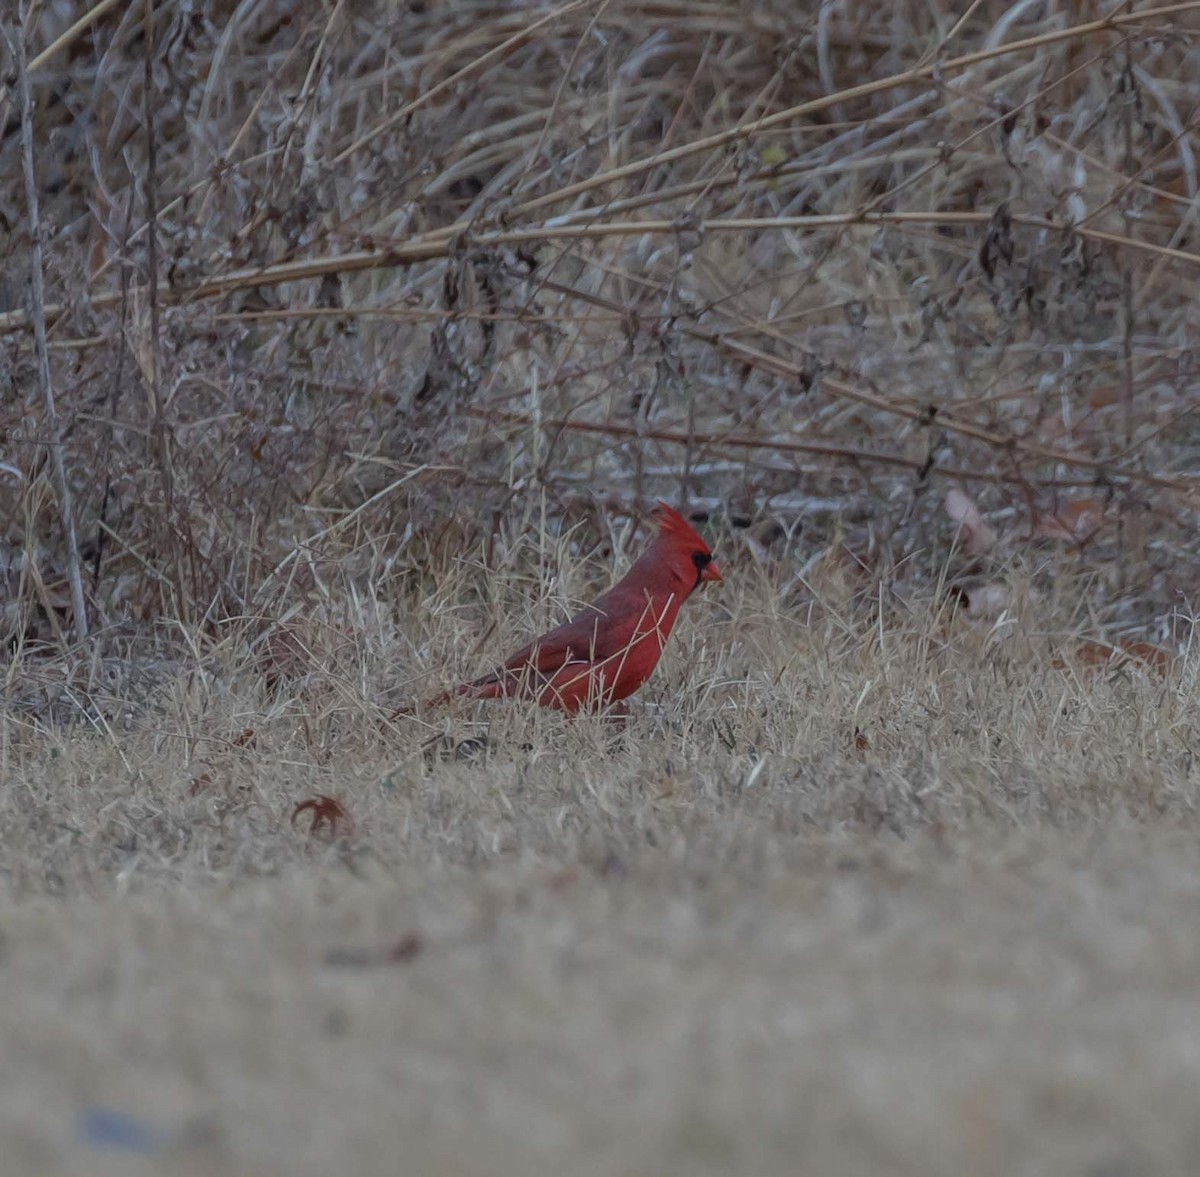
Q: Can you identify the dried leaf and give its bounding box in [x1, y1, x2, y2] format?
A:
[1088, 384, 1124, 409]
[1072, 639, 1172, 675]
[1119, 641, 1173, 674]
[1033, 499, 1107, 544]
[187, 773, 212, 797]
[1035, 411, 1090, 449]
[979, 202, 1014, 279]
[292, 795, 353, 838]
[945, 488, 998, 556]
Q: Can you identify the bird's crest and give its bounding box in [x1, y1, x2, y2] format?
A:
[653, 501, 706, 547]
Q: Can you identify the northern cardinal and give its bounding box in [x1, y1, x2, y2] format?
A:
[400, 502, 722, 716]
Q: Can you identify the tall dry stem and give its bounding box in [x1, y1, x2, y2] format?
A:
[8, 2, 88, 643]
[140, 0, 189, 622]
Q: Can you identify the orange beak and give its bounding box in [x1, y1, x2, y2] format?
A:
[702, 560, 723, 583]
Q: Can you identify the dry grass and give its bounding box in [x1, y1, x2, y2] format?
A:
[3, 547, 1200, 1174]
[4, 0, 1200, 1172]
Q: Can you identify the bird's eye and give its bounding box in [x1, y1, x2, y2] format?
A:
[692, 551, 711, 569]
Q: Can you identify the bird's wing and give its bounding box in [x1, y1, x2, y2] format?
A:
[456, 581, 671, 701]
[505, 602, 619, 673]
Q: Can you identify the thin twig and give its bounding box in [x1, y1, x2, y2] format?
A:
[461, 408, 1184, 492]
[140, 0, 188, 622]
[0, 0, 123, 107]
[3, 205, 1199, 339]
[8, 4, 89, 643]
[333, 0, 589, 164]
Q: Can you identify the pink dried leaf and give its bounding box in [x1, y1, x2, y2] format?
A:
[944, 488, 997, 556]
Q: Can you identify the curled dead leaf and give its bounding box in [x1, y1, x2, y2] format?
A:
[944, 488, 998, 556]
[187, 773, 213, 797]
[292, 795, 353, 838]
[979, 202, 1014, 279]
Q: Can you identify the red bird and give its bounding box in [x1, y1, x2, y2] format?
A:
[406, 502, 722, 715]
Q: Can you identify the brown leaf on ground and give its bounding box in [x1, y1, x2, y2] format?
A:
[187, 773, 213, 797]
[292, 795, 353, 838]
[1035, 412, 1088, 448]
[1032, 499, 1107, 545]
[945, 488, 998, 556]
[1069, 639, 1173, 676]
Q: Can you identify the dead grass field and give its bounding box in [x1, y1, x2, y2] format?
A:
[3, 559, 1200, 1176]
[5, 0, 1200, 1172]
